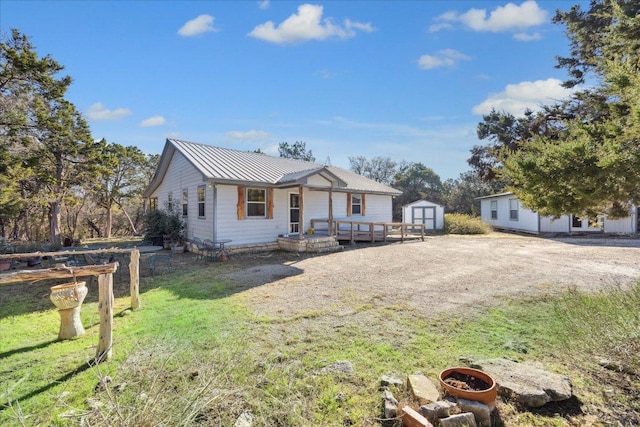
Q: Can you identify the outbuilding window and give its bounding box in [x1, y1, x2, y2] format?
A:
[167, 192, 173, 211]
[490, 201, 498, 220]
[509, 199, 519, 221]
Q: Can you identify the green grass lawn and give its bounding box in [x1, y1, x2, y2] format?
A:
[1, 262, 639, 426]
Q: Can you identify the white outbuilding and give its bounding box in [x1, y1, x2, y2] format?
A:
[477, 192, 639, 235]
[402, 200, 445, 232]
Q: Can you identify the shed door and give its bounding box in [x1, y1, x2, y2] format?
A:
[412, 206, 436, 230]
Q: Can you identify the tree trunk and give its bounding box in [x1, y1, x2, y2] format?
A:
[49, 201, 62, 246]
[87, 218, 102, 238]
[105, 205, 113, 238]
[118, 204, 138, 235]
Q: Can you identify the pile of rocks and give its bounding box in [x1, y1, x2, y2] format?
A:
[380, 358, 573, 427]
[381, 372, 491, 427]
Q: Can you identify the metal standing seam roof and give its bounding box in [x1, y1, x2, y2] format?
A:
[474, 192, 514, 200]
[145, 139, 402, 196]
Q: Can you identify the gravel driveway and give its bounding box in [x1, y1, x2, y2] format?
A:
[229, 234, 640, 319]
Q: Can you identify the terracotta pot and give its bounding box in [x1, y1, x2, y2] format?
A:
[439, 367, 497, 410]
[50, 281, 88, 339]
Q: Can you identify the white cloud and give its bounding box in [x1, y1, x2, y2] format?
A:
[248, 4, 375, 44]
[431, 0, 548, 34]
[472, 78, 578, 116]
[140, 116, 166, 127]
[86, 103, 131, 121]
[418, 49, 471, 70]
[258, 0, 270, 10]
[513, 31, 542, 41]
[178, 14, 218, 37]
[317, 69, 337, 79]
[226, 130, 269, 140]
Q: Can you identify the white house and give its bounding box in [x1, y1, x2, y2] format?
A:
[402, 200, 445, 232]
[477, 192, 639, 235]
[143, 139, 402, 249]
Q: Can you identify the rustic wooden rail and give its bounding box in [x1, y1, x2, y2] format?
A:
[0, 248, 141, 309]
[0, 262, 119, 362]
[0, 248, 144, 363]
[310, 219, 425, 243]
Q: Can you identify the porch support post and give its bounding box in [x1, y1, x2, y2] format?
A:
[299, 184, 304, 240]
[328, 188, 334, 236]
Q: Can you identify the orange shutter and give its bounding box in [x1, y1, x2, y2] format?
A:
[347, 192, 352, 217]
[361, 194, 366, 216]
[267, 188, 274, 219]
[237, 185, 245, 220]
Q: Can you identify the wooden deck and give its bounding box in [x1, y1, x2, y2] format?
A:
[310, 219, 425, 243]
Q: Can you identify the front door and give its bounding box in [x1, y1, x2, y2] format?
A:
[289, 193, 300, 234]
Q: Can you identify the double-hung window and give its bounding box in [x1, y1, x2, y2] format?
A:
[509, 199, 519, 221]
[197, 185, 205, 218]
[182, 190, 188, 216]
[351, 194, 362, 215]
[490, 200, 498, 220]
[247, 188, 266, 217]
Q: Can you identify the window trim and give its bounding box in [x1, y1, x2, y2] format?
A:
[490, 200, 498, 220]
[167, 192, 173, 211]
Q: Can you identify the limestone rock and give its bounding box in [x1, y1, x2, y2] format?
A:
[382, 389, 398, 419]
[407, 374, 440, 405]
[380, 373, 403, 388]
[458, 399, 491, 427]
[234, 409, 254, 427]
[318, 360, 354, 375]
[419, 400, 457, 425]
[440, 412, 477, 427]
[470, 358, 572, 408]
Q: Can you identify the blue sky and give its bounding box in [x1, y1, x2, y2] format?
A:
[1, 0, 588, 180]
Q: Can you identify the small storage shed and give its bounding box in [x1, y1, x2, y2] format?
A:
[402, 200, 445, 232]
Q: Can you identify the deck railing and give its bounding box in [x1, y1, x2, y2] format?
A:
[310, 219, 425, 243]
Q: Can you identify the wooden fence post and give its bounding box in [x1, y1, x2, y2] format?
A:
[129, 249, 140, 309]
[96, 272, 114, 362]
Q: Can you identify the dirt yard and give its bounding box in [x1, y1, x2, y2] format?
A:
[227, 233, 640, 319]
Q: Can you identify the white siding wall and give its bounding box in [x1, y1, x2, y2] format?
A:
[540, 216, 571, 233]
[603, 211, 636, 233]
[480, 196, 539, 233]
[363, 194, 393, 222]
[302, 189, 329, 232]
[213, 185, 288, 245]
[148, 152, 212, 241]
[307, 175, 331, 186]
